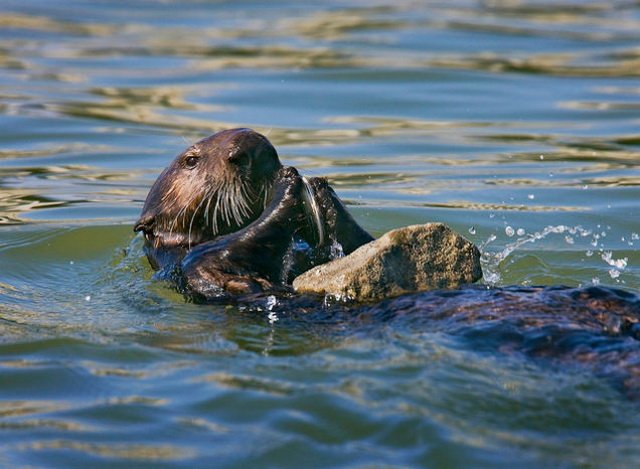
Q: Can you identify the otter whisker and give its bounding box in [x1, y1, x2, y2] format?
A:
[159, 169, 271, 243]
[210, 186, 222, 235]
[261, 182, 270, 209]
[168, 201, 187, 237]
[187, 192, 209, 249]
[236, 176, 255, 221]
[239, 176, 256, 201]
[231, 181, 248, 222]
[174, 191, 196, 227]
[228, 187, 241, 225]
[169, 189, 200, 239]
[204, 186, 214, 227]
[237, 178, 256, 218]
[220, 186, 231, 226]
[228, 186, 239, 225]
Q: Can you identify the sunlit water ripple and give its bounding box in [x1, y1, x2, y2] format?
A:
[0, 1, 639, 467]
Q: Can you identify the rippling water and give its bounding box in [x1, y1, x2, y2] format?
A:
[1, 1, 640, 467]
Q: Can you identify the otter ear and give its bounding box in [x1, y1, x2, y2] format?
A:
[134, 214, 155, 233]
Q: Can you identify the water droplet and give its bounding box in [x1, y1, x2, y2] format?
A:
[85, 295, 91, 301]
[565, 236, 574, 245]
[468, 226, 476, 235]
[539, 154, 544, 160]
[609, 269, 621, 279]
[330, 239, 344, 258]
[586, 250, 593, 257]
[601, 251, 628, 269]
[505, 226, 515, 237]
[592, 277, 600, 285]
[527, 194, 534, 200]
[516, 228, 525, 236]
[266, 295, 277, 311]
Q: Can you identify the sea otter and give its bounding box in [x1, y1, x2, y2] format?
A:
[133, 129, 640, 398]
[134, 128, 373, 298]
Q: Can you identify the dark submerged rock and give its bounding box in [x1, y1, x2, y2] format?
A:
[293, 223, 482, 301]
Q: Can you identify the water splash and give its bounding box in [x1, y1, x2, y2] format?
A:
[329, 238, 344, 259]
[265, 294, 279, 324]
[480, 224, 633, 286]
[482, 225, 594, 286]
[601, 251, 628, 270]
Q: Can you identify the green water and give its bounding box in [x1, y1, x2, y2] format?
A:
[1, 1, 639, 467]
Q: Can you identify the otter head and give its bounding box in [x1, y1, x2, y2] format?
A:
[134, 128, 282, 250]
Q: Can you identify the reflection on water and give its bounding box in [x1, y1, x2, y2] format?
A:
[0, 0, 640, 467]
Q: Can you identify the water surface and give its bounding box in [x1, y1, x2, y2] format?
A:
[1, 1, 640, 467]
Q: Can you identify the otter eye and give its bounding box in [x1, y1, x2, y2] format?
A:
[184, 155, 199, 168]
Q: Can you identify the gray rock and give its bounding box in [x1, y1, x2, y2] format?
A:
[292, 223, 482, 302]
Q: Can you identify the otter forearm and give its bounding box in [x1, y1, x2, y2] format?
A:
[180, 166, 304, 297]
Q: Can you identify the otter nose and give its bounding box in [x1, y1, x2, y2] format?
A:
[133, 214, 154, 233]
